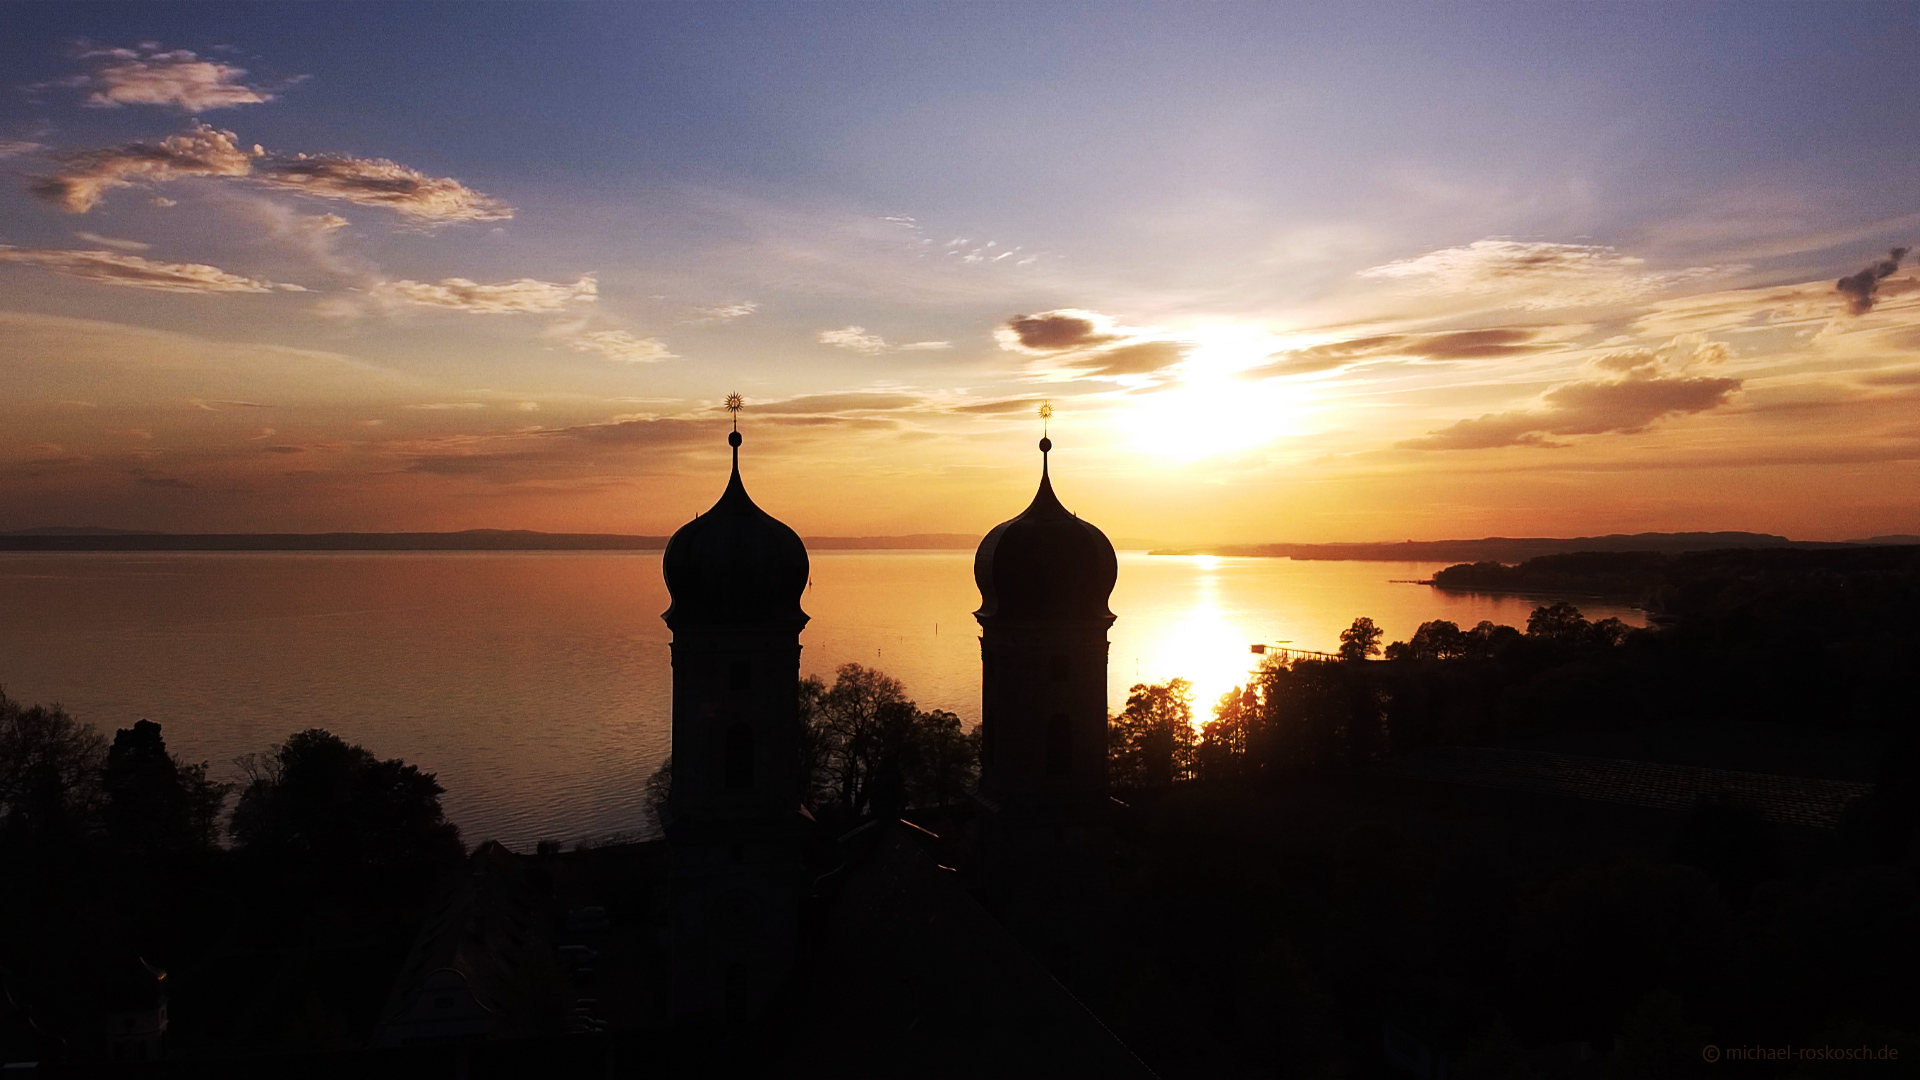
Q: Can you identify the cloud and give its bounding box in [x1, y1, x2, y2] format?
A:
[684, 301, 758, 323]
[1359, 240, 1734, 310]
[997, 309, 1121, 353]
[377, 275, 596, 314]
[189, 398, 272, 411]
[1836, 247, 1909, 315]
[31, 122, 255, 213]
[254, 154, 513, 223]
[949, 397, 1046, 415]
[569, 329, 675, 363]
[405, 402, 488, 411]
[897, 340, 952, 351]
[0, 245, 294, 293]
[0, 140, 43, 159]
[1401, 374, 1742, 450]
[53, 44, 284, 112]
[73, 231, 151, 252]
[753, 393, 922, 414]
[818, 326, 889, 353]
[1250, 326, 1577, 379]
[1061, 340, 1188, 378]
[30, 122, 512, 223]
[225, 197, 357, 275]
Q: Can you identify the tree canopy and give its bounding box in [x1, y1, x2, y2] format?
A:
[229, 728, 462, 866]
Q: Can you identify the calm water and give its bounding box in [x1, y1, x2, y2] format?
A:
[0, 551, 1641, 849]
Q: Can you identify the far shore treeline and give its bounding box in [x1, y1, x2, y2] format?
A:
[9, 527, 1919, 557]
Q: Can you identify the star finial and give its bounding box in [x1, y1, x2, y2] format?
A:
[1037, 400, 1053, 456]
[724, 392, 745, 431]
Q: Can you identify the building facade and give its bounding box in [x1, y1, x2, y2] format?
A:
[660, 427, 813, 1023]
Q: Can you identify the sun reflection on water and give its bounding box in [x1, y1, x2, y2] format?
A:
[1116, 555, 1266, 730]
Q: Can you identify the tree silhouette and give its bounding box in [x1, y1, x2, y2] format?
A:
[103, 719, 231, 854]
[0, 688, 104, 847]
[1525, 601, 1589, 643]
[1338, 617, 1383, 661]
[229, 728, 462, 866]
[804, 664, 977, 819]
[1110, 679, 1196, 787]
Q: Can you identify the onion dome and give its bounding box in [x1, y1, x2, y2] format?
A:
[663, 429, 810, 628]
[974, 437, 1117, 623]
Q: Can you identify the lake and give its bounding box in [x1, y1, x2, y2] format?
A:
[0, 550, 1642, 850]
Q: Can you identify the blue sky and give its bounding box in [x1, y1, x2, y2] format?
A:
[3, 2, 1919, 540]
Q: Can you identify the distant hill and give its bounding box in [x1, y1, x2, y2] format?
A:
[1149, 531, 1889, 563]
[804, 534, 978, 550]
[0, 529, 982, 552]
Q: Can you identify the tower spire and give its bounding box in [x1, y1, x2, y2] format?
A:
[725, 392, 745, 470]
[1038, 400, 1053, 475]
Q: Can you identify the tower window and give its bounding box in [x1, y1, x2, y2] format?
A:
[1050, 654, 1070, 681]
[724, 724, 755, 789]
[1047, 712, 1071, 777]
[729, 659, 752, 690]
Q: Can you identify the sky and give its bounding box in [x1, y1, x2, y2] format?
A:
[4, 1, 1920, 543]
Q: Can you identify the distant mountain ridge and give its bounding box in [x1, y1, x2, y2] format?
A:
[0, 528, 981, 551]
[1151, 531, 1918, 563]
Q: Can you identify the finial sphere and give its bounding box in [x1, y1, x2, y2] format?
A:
[1039, 436, 1052, 453]
[728, 430, 742, 447]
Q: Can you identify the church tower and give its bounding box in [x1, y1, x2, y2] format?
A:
[660, 402, 812, 1022]
[972, 422, 1118, 835]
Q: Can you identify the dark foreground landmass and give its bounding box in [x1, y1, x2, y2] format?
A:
[1153, 530, 1920, 562]
[0, 529, 980, 552]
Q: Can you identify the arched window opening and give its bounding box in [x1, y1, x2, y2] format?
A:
[1047, 712, 1071, 777]
[724, 723, 755, 789]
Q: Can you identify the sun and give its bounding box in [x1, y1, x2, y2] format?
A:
[1121, 325, 1313, 461]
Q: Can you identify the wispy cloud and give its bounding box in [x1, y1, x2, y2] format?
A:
[29, 122, 512, 223]
[818, 326, 889, 353]
[405, 402, 488, 411]
[73, 231, 151, 252]
[0, 140, 43, 159]
[31, 122, 256, 213]
[254, 154, 513, 223]
[1359, 240, 1737, 310]
[376, 275, 596, 314]
[752, 392, 922, 414]
[1400, 338, 1742, 450]
[683, 300, 758, 323]
[569, 329, 676, 363]
[0, 245, 298, 294]
[1249, 325, 1584, 378]
[993, 308, 1188, 382]
[189, 398, 273, 411]
[46, 44, 290, 112]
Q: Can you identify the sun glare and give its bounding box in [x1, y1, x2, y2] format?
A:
[1123, 325, 1310, 462]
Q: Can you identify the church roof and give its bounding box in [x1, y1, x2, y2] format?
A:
[974, 439, 1116, 623]
[663, 431, 810, 628]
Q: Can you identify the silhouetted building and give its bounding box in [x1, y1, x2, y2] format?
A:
[972, 434, 1118, 840]
[659, 424, 813, 1023]
[970, 434, 1126, 991]
[377, 841, 552, 1045]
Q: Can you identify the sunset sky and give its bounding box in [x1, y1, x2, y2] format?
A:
[4, 2, 1920, 543]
